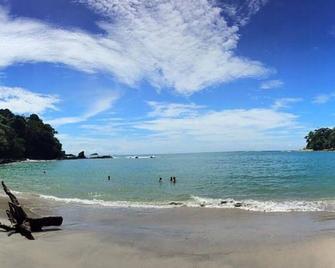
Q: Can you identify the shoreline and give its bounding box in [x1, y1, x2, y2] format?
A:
[0, 158, 24, 165]
[4, 189, 335, 212]
[2, 195, 335, 267]
[2, 186, 335, 212]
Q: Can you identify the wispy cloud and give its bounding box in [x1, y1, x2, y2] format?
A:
[47, 92, 119, 126]
[147, 101, 204, 118]
[218, 0, 268, 26]
[312, 93, 335, 104]
[0, 1, 269, 94]
[137, 104, 299, 138]
[272, 98, 302, 110]
[67, 100, 303, 154]
[0, 86, 59, 114]
[260, 79, 284, 90]
[135, 101, 302, 152]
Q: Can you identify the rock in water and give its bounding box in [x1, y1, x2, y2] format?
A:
[234, 202, 243, 208]
[77, 151, 86, 159]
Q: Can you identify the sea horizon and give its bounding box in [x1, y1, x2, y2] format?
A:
[61, 149, 306, 157]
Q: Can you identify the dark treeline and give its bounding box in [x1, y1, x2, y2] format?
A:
[0, 109, 64, 160]
[305, 128, 335, 151]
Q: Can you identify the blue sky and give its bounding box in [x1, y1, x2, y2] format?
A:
[0, 0, 334, 154]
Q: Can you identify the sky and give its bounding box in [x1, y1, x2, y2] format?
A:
[0, 0, 334, 154]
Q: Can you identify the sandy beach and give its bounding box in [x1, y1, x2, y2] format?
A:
[1, 195, 335, 268]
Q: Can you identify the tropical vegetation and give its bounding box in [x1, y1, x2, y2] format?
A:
[0, 109, 64, 160]
[305, 128, 335, 151]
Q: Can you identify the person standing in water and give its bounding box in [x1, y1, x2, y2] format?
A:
[159, 177, 162, 182]
[108, 175, 111, 181]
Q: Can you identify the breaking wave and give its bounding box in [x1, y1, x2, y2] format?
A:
[36, 194, 335, 212]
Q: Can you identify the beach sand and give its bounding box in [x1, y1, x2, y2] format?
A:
[1, 195, 335, 268]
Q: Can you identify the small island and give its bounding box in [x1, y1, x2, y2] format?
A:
[305, 128, 335, 151]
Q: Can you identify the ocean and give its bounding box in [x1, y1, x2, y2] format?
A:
[1, 151, 335, 212]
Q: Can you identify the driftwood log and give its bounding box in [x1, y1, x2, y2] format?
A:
[0, 181, 63, 240]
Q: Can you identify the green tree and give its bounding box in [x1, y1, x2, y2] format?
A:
[305, 128, 335, 150]
[0, 109, 64, 160]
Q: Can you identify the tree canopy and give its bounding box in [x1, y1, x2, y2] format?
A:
[305, 128, 335, 151]
[0, 109, 64, 160]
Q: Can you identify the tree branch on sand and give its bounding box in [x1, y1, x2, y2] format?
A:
[0, 181, 63, 240]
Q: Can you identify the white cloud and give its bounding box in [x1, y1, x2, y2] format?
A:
[136, 107, 299, 138]
[0, 86, 59, 114]
[47, 116, 87, 126]
[260, 79, 283, 90]
[272, 98, 302, 110]
[0, 1, 269, 94]
[47, 92, 119, 126]
[312, 93, 335, 104]
[64, 100, 303, 154]
[147, 101, 204, 118]
[0, 8, 139, 85]
[218, 0, 268, 26]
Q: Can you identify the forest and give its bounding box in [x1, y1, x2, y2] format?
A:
[305, 128, 335, 151]
[0, 109, 64, 161]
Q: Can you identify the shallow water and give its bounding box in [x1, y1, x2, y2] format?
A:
[1, 151, 335, 211]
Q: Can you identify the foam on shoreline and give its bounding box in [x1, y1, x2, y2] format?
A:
[32, 193, 335, 212]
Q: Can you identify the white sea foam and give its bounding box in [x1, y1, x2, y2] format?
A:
[23, 159, 56, 163]
[189, 196, 333, 212]
[38, 194, 173, 208]
[36, 193, 335, 212]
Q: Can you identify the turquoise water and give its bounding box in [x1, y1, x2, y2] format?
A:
[1, 152, 335, 211]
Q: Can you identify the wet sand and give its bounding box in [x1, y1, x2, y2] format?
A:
[1, 195, 335, 267]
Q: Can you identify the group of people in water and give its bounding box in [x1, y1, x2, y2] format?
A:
[107, 175, 175, 183]
[159, 176, 176, 183]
